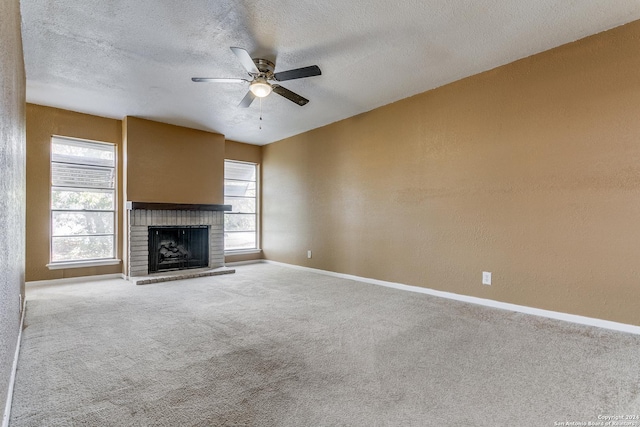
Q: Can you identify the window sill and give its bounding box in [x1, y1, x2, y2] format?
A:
[47, 259, 122, 270]
[224, 249, 262, 255]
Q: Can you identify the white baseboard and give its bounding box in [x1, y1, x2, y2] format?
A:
[263, 260, 640, 336]
[26, 273, 126, 288]
[225, 260, 264, 267]
[2, 297, 26, 427]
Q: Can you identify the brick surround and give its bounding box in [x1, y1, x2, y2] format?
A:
[127, 209, 224, 277]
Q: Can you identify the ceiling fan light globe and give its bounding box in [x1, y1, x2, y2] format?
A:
[250, 80, 272, 98]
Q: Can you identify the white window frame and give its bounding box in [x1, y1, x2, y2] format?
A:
[224, 160, 260, 253]
[48, 136, 120, 269]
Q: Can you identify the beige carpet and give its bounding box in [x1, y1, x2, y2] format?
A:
[10, 263, 640, 426]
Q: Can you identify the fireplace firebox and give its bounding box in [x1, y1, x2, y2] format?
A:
[148, 226, 209, 273]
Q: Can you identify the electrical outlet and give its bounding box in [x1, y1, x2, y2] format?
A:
[482, 271, 492, 285]
[307, 250, 312, 259]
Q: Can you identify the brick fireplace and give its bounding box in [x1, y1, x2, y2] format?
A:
[126, 202, 231, 279]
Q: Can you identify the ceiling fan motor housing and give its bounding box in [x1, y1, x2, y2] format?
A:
[253, 58, 275, 78]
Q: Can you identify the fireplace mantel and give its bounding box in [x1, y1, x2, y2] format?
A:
[126, 201, 231, 211]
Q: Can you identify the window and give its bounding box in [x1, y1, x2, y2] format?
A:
[50, 136, 116, 263]
[224, 160, 258, 251]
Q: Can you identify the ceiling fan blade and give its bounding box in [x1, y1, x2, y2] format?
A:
[230, 47, 259, 74]
[273, 65, 321, 82]
[272, 85, 309, 106]
[191, 77, 248, 83]
[238, 91, 256, 108]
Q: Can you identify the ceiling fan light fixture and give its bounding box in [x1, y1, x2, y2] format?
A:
[249, 78, 272, 98]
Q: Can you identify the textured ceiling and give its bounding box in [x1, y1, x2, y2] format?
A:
[20, 1, 640, 145]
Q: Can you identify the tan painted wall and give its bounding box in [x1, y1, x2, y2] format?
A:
[124, 116, 225, 204]
[262, 20, 640, 326]
[26, 104, 123, 281]
[225, 140, 262, 164]
[0, 0, 26, 417]
[224, 140, 263, 263]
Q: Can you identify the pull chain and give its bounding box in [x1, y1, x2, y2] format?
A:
[259, 97, 263, 130]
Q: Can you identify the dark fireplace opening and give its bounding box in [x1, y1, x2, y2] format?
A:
[148, 226, 209, 274]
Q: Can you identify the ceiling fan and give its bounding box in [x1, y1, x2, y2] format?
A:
[192, 47, 321, 107]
